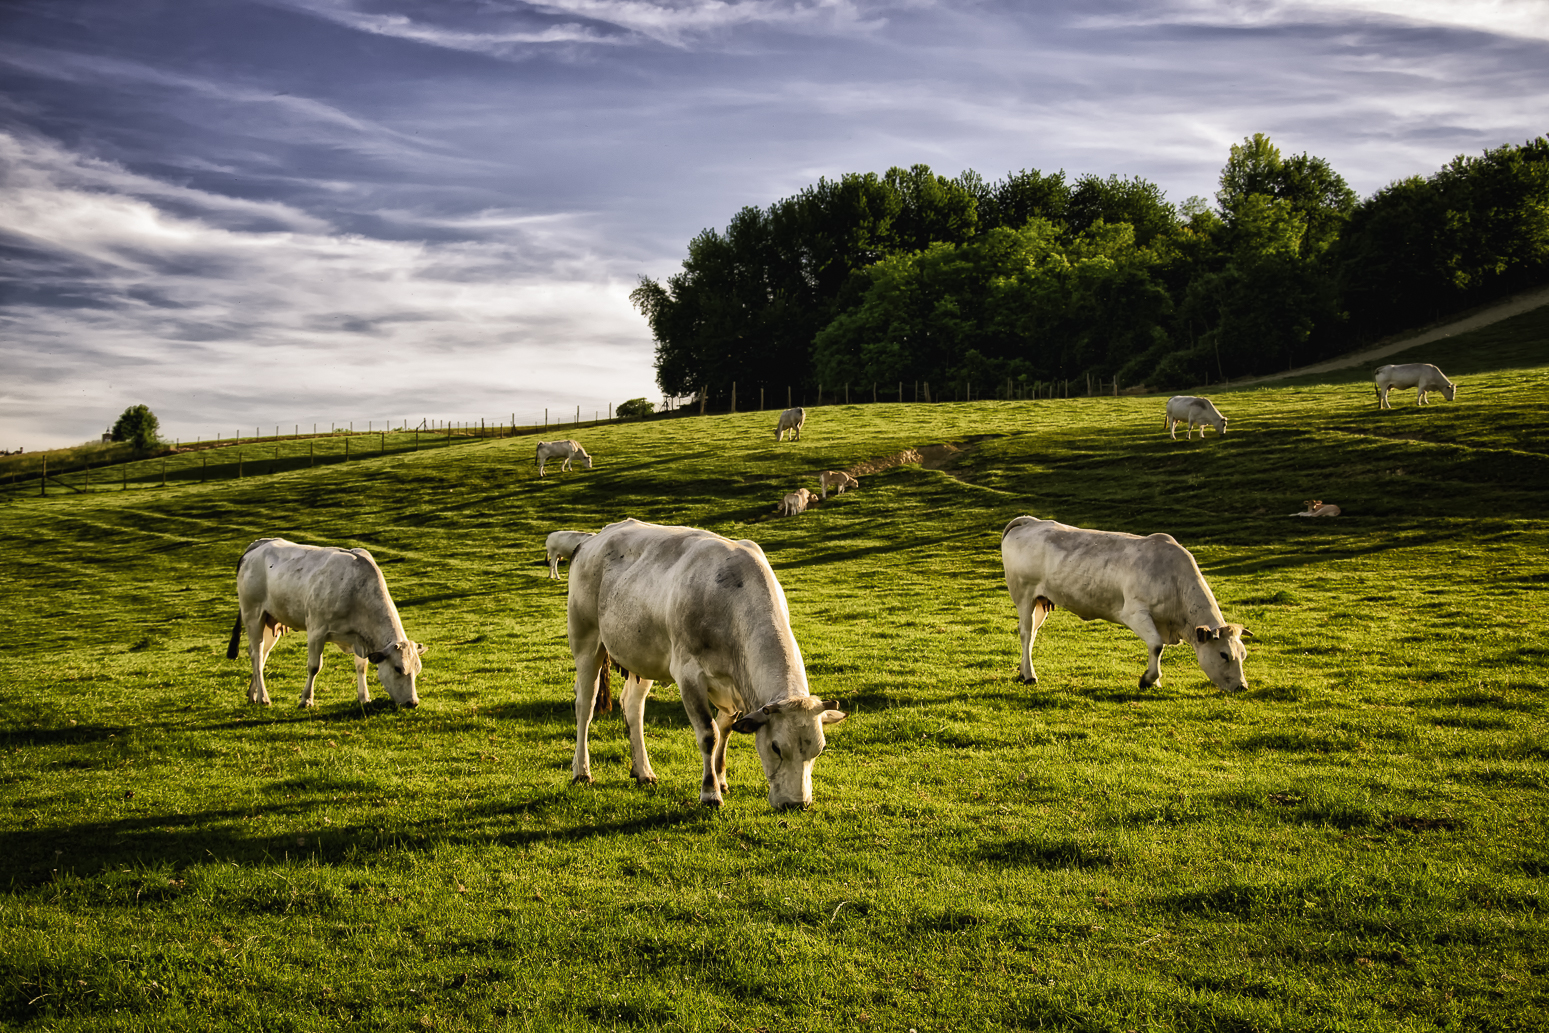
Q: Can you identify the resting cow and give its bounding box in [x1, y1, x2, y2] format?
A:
[1001, 516, 1251, 693]
[535, 439, 593, 476]
[1375, 363, 1456, 408]
[1291, 500, 1341, 517]
[567, 518, 846, 809]
[226, 538, 425, 708]
[1164, 396, 1228, 440]
[774, 407, 806, 442]
[818, 470, 858, 499]
[545, 529, 595, 578]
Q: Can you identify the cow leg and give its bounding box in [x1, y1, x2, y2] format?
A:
[676, 675, 724, 807]
[1417, 389, 1427, 406]
[298, 633, 327, 708]
[1378, 385, 1391, 409]
[1168, 418, 1177, 440]
[1016, 596, 1054, 684]
[569, 641, 607, 785]
[711, 708, 737, 794]
[1122, 609, 1167, 689]
[247, 614, 277, 705]
[351, 649, 371, 703]
[620, 674, 657, 785]
[548, 557, 559, 579]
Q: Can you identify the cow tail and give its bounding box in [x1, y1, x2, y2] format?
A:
[595, 650, 613, 714]
[226, 613, 244, 659]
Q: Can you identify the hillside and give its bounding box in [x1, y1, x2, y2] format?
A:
[1, 315, 1546, 1031]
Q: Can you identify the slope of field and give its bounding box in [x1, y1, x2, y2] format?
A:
[1, 318, 1546, 1032]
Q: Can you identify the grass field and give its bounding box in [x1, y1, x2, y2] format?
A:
[2, 309, 1547, 1032]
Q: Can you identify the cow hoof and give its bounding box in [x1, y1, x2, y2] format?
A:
[700, 796, 723, 809]
[633, 775, 657, 786]
[570, 773, 593, 786]
[1139, 675, 1158, 689]
[1017, 674, 1037, 685]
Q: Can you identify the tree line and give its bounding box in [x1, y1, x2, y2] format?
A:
[631, 135, 1549, 403]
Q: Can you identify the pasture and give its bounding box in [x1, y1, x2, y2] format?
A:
[2, 309, 1547, 1031]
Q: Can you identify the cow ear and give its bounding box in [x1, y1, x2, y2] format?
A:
[820, 699, 840, 711]
[414, 642, 428, 656]
[731, 711, 770, 734]
[821, 709, 847, 726]
[1238, 627, 1254, 639]
[1194, 625, 1213, 644]
[367, 650, 387, 664]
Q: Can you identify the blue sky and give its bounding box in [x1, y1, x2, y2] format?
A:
[2, 0, 1546, 448]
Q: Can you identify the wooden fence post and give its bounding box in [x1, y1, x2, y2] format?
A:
[40, 455, 46, 496]
[731, 381, 737, 413]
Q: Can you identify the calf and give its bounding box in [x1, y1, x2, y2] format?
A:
[567, 518, 845, 809]
[226, 538, 425, 708]
[818, 470, 858, 499]
[1001, 516, 1250, 693]
[1375, 363, 1456, 408]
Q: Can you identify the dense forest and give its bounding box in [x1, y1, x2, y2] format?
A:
[631, 134, 1549, 405]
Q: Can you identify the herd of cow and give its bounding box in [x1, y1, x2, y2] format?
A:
[225, 362, 1456, 810]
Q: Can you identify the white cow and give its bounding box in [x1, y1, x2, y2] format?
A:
[1375, 363, 1457, 408]
[1001, 516, 1251, 693]
[535, 439, 593, 476]
[774, 407, 806, 442]
[818, 470, 858, 499]
[226, 538, 425, 708]
[1290, 500, 1341, 518]
[1164, 396, 1228, 440]
[545, 529, 595, 579]
[567, 518, 846, 809]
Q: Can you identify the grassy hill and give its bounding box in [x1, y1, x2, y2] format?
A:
[1, 313, 1546, 1031]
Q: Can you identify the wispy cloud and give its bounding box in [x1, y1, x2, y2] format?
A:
[0, 131, 654, 445]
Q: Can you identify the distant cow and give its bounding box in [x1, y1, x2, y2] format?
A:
[774, 407, 806, 442]
[1001, 516, 1251, 693]
[1375, 363, 1456, 408]
[1164, 396, 1228, 440]
[545, 530, 595, 578]
[1291, 500, 1341, 517]
[226, 538, 425, 708]
[818, 470, 858, 499]
[535, 439, 593, 476]
[567, 518, 846, 809]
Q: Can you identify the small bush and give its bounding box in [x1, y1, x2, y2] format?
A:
[616, 398, 655, 419]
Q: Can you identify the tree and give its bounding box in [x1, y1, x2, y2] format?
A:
[111, 405, 160, 451]
[616, 398, 655, 419]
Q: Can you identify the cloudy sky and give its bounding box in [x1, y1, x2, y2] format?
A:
[2, 0, 1545, 448]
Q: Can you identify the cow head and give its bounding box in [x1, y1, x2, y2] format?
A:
[731, 696, 847, 810]
[580, 450, 593, 469]
[1217, 415, 1228, 435]
[366, 639, 427, 707]
[1192, 624, 1251, 694]
[1442, 382, 1458, 402]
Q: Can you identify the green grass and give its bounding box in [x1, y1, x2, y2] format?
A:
[2, 317, 1547, 1031]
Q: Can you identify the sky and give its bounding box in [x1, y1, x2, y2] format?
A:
[2, 0, 1546, 449]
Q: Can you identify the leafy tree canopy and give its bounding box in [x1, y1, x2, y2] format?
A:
[110, 405, 160, 451]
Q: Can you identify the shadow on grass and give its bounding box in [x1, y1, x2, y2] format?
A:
[974, 835, 1119, 869]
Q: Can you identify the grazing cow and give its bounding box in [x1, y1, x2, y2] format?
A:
[1291, 500, 1341, 517]
[1164, 396, 1229, 440]
[1001, 516, 1251, 693]
[226, 538, 425, 708]
[545, 529, 595, 578]
[567, 518, 846, 809]
[774, 407, 806, 442]
[1375, 363, 1457, 408]
[535, 439, 593, 476]
[818, 470, 858, 500]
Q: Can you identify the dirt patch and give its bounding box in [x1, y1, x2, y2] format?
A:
[843, 435, 1004, 480]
